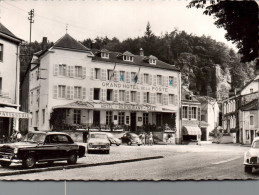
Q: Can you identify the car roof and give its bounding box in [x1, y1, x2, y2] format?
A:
[253, 137, 259, 142]
[28, 131, 70, 136]
[89, 132, 107, 134]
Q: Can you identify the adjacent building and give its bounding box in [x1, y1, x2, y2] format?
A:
[29, 34, 182, 144]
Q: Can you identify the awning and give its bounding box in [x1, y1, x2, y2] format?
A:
[53, 101, 94, 109]
[0, 107, 31, 118]
[183, 126, 201, 136]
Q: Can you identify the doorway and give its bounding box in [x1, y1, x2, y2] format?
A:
[201, 128, 207, 141]
[130, 112, 136, 132]
[93, 111, 100, 126]
[251, 130, 254, 143]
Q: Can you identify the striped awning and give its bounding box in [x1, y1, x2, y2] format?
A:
[183, 126, 201, 136]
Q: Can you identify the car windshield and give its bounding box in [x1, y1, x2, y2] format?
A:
[252, 141, 259, 148]
[90, 134, 107, 139]
[23, 133, 46, 143]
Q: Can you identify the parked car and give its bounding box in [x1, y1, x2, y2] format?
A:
[106, 133, 121, 146]
[121, 132, 142, 146]
[0, 131, 86, 168]
[244, 137, 259, 173]
[87, 132, 110, 154]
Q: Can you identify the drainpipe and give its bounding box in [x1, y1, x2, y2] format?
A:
[14, 42, 20, 132]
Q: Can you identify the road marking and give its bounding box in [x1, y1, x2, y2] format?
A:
[212, 157, 242, 165]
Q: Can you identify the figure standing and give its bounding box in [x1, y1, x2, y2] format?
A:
[149, 132, 153, 146]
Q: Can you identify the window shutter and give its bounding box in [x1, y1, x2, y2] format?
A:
[114, 90, 118, 102]
[165, 76, 169, 87]
[53, 85, 57, 99]
[89, 88, 93, 101]
[82, 87, 86, 100]
[137, 74, 141, 84]
[103, 69, 107, 80]
[70, 86, 74, 99]
[70, 66, 74, 77]
[153, 75, 156, 86]
[66, 86, 71, 99]
[140, 74, 144, 84]
[101, 69, 105, 81]
[115, 71, 119, 82]
[174, 76, 178, 88]
[126, 91, 130, 103]
[143, 92, 147, 103]
[162, 76, 165, 86]
[67, 66, 71, 77]
[198, 107, 201, 121]
[90, 68, 94, 80]
[53, 64, 58, 76]
[175, 95, 178, 106]
[64, 65, 68, 77]
[82, 67, 86, 79]
[137, 92, 140, 103]
[126, 72, 130, 83]
[101, 89, 104, 101]
[188, 106, 192, 119]
[163, 94, 168, 105]
[149, 74, 153, 85]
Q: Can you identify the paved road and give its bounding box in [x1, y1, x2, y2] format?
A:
[2, 144, 258, 180]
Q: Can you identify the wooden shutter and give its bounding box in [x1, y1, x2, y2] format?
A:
[174, 76, 178, 88]
[149, 74, 153, 85]
[143, 92, 147, 103]
[198, 107, 201, 121]
[162, 76, 165, 86]
[126, 91, 130, 103]
[53, 85, 58, 99]
[89, 88, 93, 101]
[66, 86, 71, 99]
[67, 66, 71, 77]
[82, 87, 86, 100]
[115, 70, 119, 82]
[163, 94, 168, 105]
[165, 76, 169, 87]
[70, 66, 74, 77]
[137, 92, 140, 103]
[114, 90, 118, 102]
[103, 89, 107, 101]
[101, 89, 104, 101]
[101, 69, 106, 81]
[140, 74, 144, 84]
[53, 64, 58, 76]
[188, 106, 192, 119]
[90, 68, 94, 80]
[126, 72, 130, 83]
[175, 95, 178, 106]
[153, 75, 156, 86]
[82, 67, 86, 79]
[70, 86, 74, 99]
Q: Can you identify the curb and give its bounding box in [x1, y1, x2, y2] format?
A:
[0, 156, 164, 177]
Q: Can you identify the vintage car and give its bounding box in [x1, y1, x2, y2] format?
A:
[87, 132, 110, 154]
[106, 133, 121, 146]
[244, 137, 259, 173]
[121, 132, 142, 146]
[0, 131, 85, 168]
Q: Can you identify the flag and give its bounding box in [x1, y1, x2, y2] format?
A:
[109, 63, 117, 80]
[134, 67, 141, 83]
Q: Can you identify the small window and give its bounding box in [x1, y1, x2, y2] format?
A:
[120, 71, 125, 82]
[59, 64, 67, 76]
[126, 116, 130, 124]
[149, 59, 156, 65]
[107, 89, 113, 101]
[143, 113, 149, 125]
[94, 88, 100, 100]
[106, 111, 112, 125]
[182, 106, 188, 119]
[250, 88, 253, 93]
[157, 93, 162, 104]
[169, 94, 174, 104]
[94, 68, 101, 79]
[144, 74, 149, 84]
[74, 86, 82, 99]
[123, 55, 134, 62]
[0, 44, 3, 61]
[42, 109, 45, 125]
[74, 110, 81, 124]
[118, 112, 125, 125]
[107, 69, 113, 81]
[119, 90, 125, 101]
[157, 75, 162, 85]
[58, 85, 66, 98]
[131, 72, 136, 83]
[147, 92, 150, 103]
[191, 107, 197, 119]
[250, 115, 254, 126]
[169, 76, 173, 86]
[131, 91, 137, 102]
[101, 52, 109, 59]
[75, 66, 82, 77]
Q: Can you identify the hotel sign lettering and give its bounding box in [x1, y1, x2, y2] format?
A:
[99, 103, 156, 111]
[0, 111, 30, 118]
[102, 82, 168, 92]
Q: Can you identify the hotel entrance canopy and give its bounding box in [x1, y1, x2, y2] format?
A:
[182, 126, 202, 136]
[0, 107, 31, 118]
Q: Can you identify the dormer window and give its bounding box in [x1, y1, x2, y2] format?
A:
[101, 52, 109, 59]
[149, 59, 156, 65]
[123, 55, 134, 62]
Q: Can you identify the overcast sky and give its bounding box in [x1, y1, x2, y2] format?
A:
[0, 0, 237, 50]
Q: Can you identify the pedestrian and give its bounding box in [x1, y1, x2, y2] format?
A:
[141, 133, 146, 145]
[149, 132, 153, 146]
[16, 131, 22, 142]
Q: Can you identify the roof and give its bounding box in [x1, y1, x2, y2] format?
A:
[195, 96, 217, 103]
[238, 76, 259, 95]
[0, 23, 22, 43]
[240, 99, 259, 111]
[53, 33, 90, 52]
[181, 87, 200, 102]
[91, 50, 179, 71]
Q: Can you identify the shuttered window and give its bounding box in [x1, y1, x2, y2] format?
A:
[130, 91, 136, 102]
[107, 89, 113, 101]
[157, 75, 162, 85]
[120, 71, 125, 82]
[74, 86, 82, 99]
[119, 90, 125, 102]
[94, 68, 101, 79]
[59, 64, 67, 76]
[157, 93, 162, 104]
[58, 85, 66, 98]
[75, 66, 82, 78]
[182, 106, 188, 119]
[144, 74, 149, 84]
[169, 94, 174, 104]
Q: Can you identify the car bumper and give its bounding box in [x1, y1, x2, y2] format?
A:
[0, 157, 21, 163]
[87, 146, 110, 151]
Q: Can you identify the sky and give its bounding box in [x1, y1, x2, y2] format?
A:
[0, 0, 237, 50]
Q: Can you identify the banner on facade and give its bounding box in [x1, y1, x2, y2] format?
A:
[0, 107, 31, 118]
[95, 103, 158, 112]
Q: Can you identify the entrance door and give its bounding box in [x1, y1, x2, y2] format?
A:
[93, 111, 100, 126]
[251, 130, 254, 143]
[130, 113, 136, 132]
[201, 128, 206, 141]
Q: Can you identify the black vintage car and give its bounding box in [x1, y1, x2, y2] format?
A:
[121, 132, 142, 146]
[0, 131, 85, 168]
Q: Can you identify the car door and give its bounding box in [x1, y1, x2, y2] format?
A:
[42, 134, 60, 160]
[57, 134, 75, 158]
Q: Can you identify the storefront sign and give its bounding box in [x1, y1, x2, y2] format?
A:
[97, 103, 157, 112]
[101, 82, 169, 92]
[0, 111, 30, 118]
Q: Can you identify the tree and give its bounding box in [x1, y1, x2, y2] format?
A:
[187, 1, 258, 64]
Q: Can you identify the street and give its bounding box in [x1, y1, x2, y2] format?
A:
[1, 143, 258, 180]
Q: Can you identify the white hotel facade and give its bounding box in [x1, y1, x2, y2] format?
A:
[29, 34, 182, 144]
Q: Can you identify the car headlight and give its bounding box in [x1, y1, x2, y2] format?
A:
[88, 143, 92, 147]
[14, 148, 18, 154]
[106, 143, 110, 146]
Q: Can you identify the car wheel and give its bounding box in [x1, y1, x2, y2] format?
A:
[22, 155, 36, 168]
[127, 141, 132, 145]
[244, 166, 253, 173]
[0, 161, 11, 168]
[67, 153, 77, 165]
[116, 144, 120, 146]
[138, 144, 141, 146]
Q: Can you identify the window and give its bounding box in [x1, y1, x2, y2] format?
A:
[144, 74, 149, 84]
[169, 76, 173, 86]
[42, 109, 45, 125]
[106, 111, 112, 125]
[107, 89, 113, 101]
[169, 94, 174, 104]
[157, 75, 162, 85]
[147, 92, 150, 103]
[131, 91, 137, 102]
[94, 88, 100, 100]
[119, 90, 125, 101]
[74, 86, 82, 99]
[57, 135, 73, 144]
[37, 89, 40, 107]
[0, 44, 3, 61]
[131, 72, 136, 83]
[191, 107, 197, 119]
[149, 59, 156, 65]
[73, 110, 81, 124]
[250, 88, 253, 93]
[143, 113, 149, 125]
[157, 93, 162, 104]
[30, 91, 33, 104]
[182, 106, 188, 119]
[59, 64, 66, 76]
[107, 69, 113, 80]
[118, 112, 125, 125]
[30, 112, 33, 126]
[156, 114, 162, 126]
[101, 52, 109, 58]
[120, 71, 125, 82]
[250, 115, 254, 126]
[0, 77, 2, 91]
[123, 55, 134, 62]
[36, 111, 39, 126]
[94, 68, 101, 79]
[246, 130, 250, 140]
[75, 66, 82, 77]
[126, 116, 130, 124]
[58, 85, 66, 98]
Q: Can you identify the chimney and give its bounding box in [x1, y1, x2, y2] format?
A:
[139, 48, 144, 56]
[42, 37, 48, 51]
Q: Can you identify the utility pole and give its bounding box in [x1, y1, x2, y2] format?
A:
[28, 9, 34, 57]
